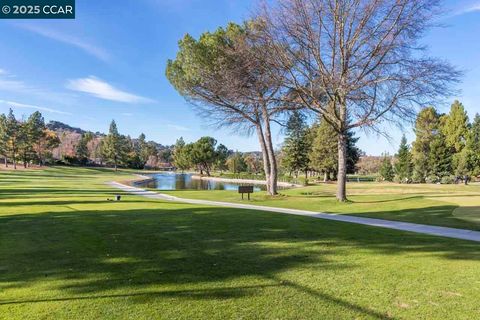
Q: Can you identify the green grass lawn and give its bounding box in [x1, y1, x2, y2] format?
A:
[161, 182, 480, 230]
[1, 167, 480, 319]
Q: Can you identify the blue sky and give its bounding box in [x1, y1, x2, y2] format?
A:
[0, 0, 479, 155]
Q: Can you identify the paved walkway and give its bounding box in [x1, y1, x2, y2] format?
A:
[108, 181, 480, 243]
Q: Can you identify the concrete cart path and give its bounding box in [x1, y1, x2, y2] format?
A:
[107, 181, 480, 243]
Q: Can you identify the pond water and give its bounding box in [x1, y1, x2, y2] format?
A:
[134, 172, 267, 191]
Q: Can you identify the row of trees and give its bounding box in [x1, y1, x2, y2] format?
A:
[379, 101, 480, 183]
[92, 121, 161, 170]
[173, 136, 267, 177]
[0, 112, 169, 171]
[166, 0, 460, 200]
[0, 109, 60, 169]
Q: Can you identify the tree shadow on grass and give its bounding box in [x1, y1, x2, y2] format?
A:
[1, 206, 479, 318]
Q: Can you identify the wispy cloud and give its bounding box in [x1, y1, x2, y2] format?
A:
[167, 123, 190, 131]
[0, 99, 72, 115]
[16, 24, 110, 62]
[0, 68, 29, 91]
[0, 77, 28, 92]
[66, 76, 155, 104]
[0, 68, 76, 105]
[453, 1, 480, 16]
[121, 112, 134, 116]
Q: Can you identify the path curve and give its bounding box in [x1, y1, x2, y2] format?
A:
[108, 181, 480, 243]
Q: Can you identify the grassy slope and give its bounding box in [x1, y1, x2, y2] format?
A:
[161, 182, 480, 230]
[1, 167, 480, 319]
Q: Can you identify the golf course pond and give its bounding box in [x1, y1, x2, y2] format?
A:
[134, 172, 270, 191]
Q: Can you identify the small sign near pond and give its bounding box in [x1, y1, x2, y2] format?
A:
[238, 185, 254, 200]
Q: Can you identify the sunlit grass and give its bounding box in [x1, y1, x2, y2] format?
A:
[161, 181, 480, 230]
[1, 167, 480, 319]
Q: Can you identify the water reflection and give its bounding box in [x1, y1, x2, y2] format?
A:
[135, 172, 266, 191]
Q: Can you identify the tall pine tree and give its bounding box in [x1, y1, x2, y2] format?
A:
[102, 120, 122, 171]
[282, 112, 311, 178]
[412, 107, 440, 182]
[395, 135, 413, 182]
[379, 154, 394, 182]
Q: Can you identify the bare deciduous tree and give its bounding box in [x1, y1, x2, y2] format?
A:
[257, 0, 461, 201]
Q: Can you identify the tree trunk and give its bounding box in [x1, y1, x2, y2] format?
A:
[337, 132, 347, 201]
[255, 124, 272, 194]
[323, 171, 327, 182]
[4, 157, 7, 168]
[261, 106, 278, 195]
[13, 145, 17, 170]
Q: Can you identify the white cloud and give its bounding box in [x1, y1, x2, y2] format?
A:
[66, 76, 154, 104]
[121, 112, 134, 116]
[0, 69, 76, 105]
[167, 124, 190, 131]
[0, 68, 28, 91]
[453, 1, 480, 16]
[16, 24, 110, 62]
[0, 77, 28, 92]
[0, 99, 72, 115]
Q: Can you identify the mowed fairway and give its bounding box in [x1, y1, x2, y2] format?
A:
[1, 167, 480, 319]
[163, 182, 480, 230]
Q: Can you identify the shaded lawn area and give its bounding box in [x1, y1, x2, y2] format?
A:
[161, 182, 480, 230]
[1, 167, 480, 319]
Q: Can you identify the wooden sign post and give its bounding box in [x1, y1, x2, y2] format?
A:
[238, 186, 254, 200]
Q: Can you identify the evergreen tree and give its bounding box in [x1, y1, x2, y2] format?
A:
[309, 118, 361, 181]
[442, 101, 469, 153]
[379, 155, 394, 182]
[460, 113, 480, 177]
[395, 135, 413, 182]
[282, 111, 311, 178]
[17, 111, 44, 168]
[309, 119, 337, 181]
[136, 133, 156, 167]
[102, 120, 122, 171]
[172, 137, 191, 171]
[428, 131, 452, 181]
[76, 132, 93, 165]
[412, 107, 440, 182]
[215, 144, 229, 171]
[442, 101, 469, 174]
[0, 114, 8, 166]
[346, 129, 361, 174]
[191, 136, 218, 176]
[5, 109, 20, 169]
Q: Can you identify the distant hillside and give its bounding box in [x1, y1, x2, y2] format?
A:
[47, 121, 87, 135]
[46, 120, 174, 167]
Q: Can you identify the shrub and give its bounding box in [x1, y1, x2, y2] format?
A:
[440, 175, 455, 184]
[425, 175, 439, 184]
